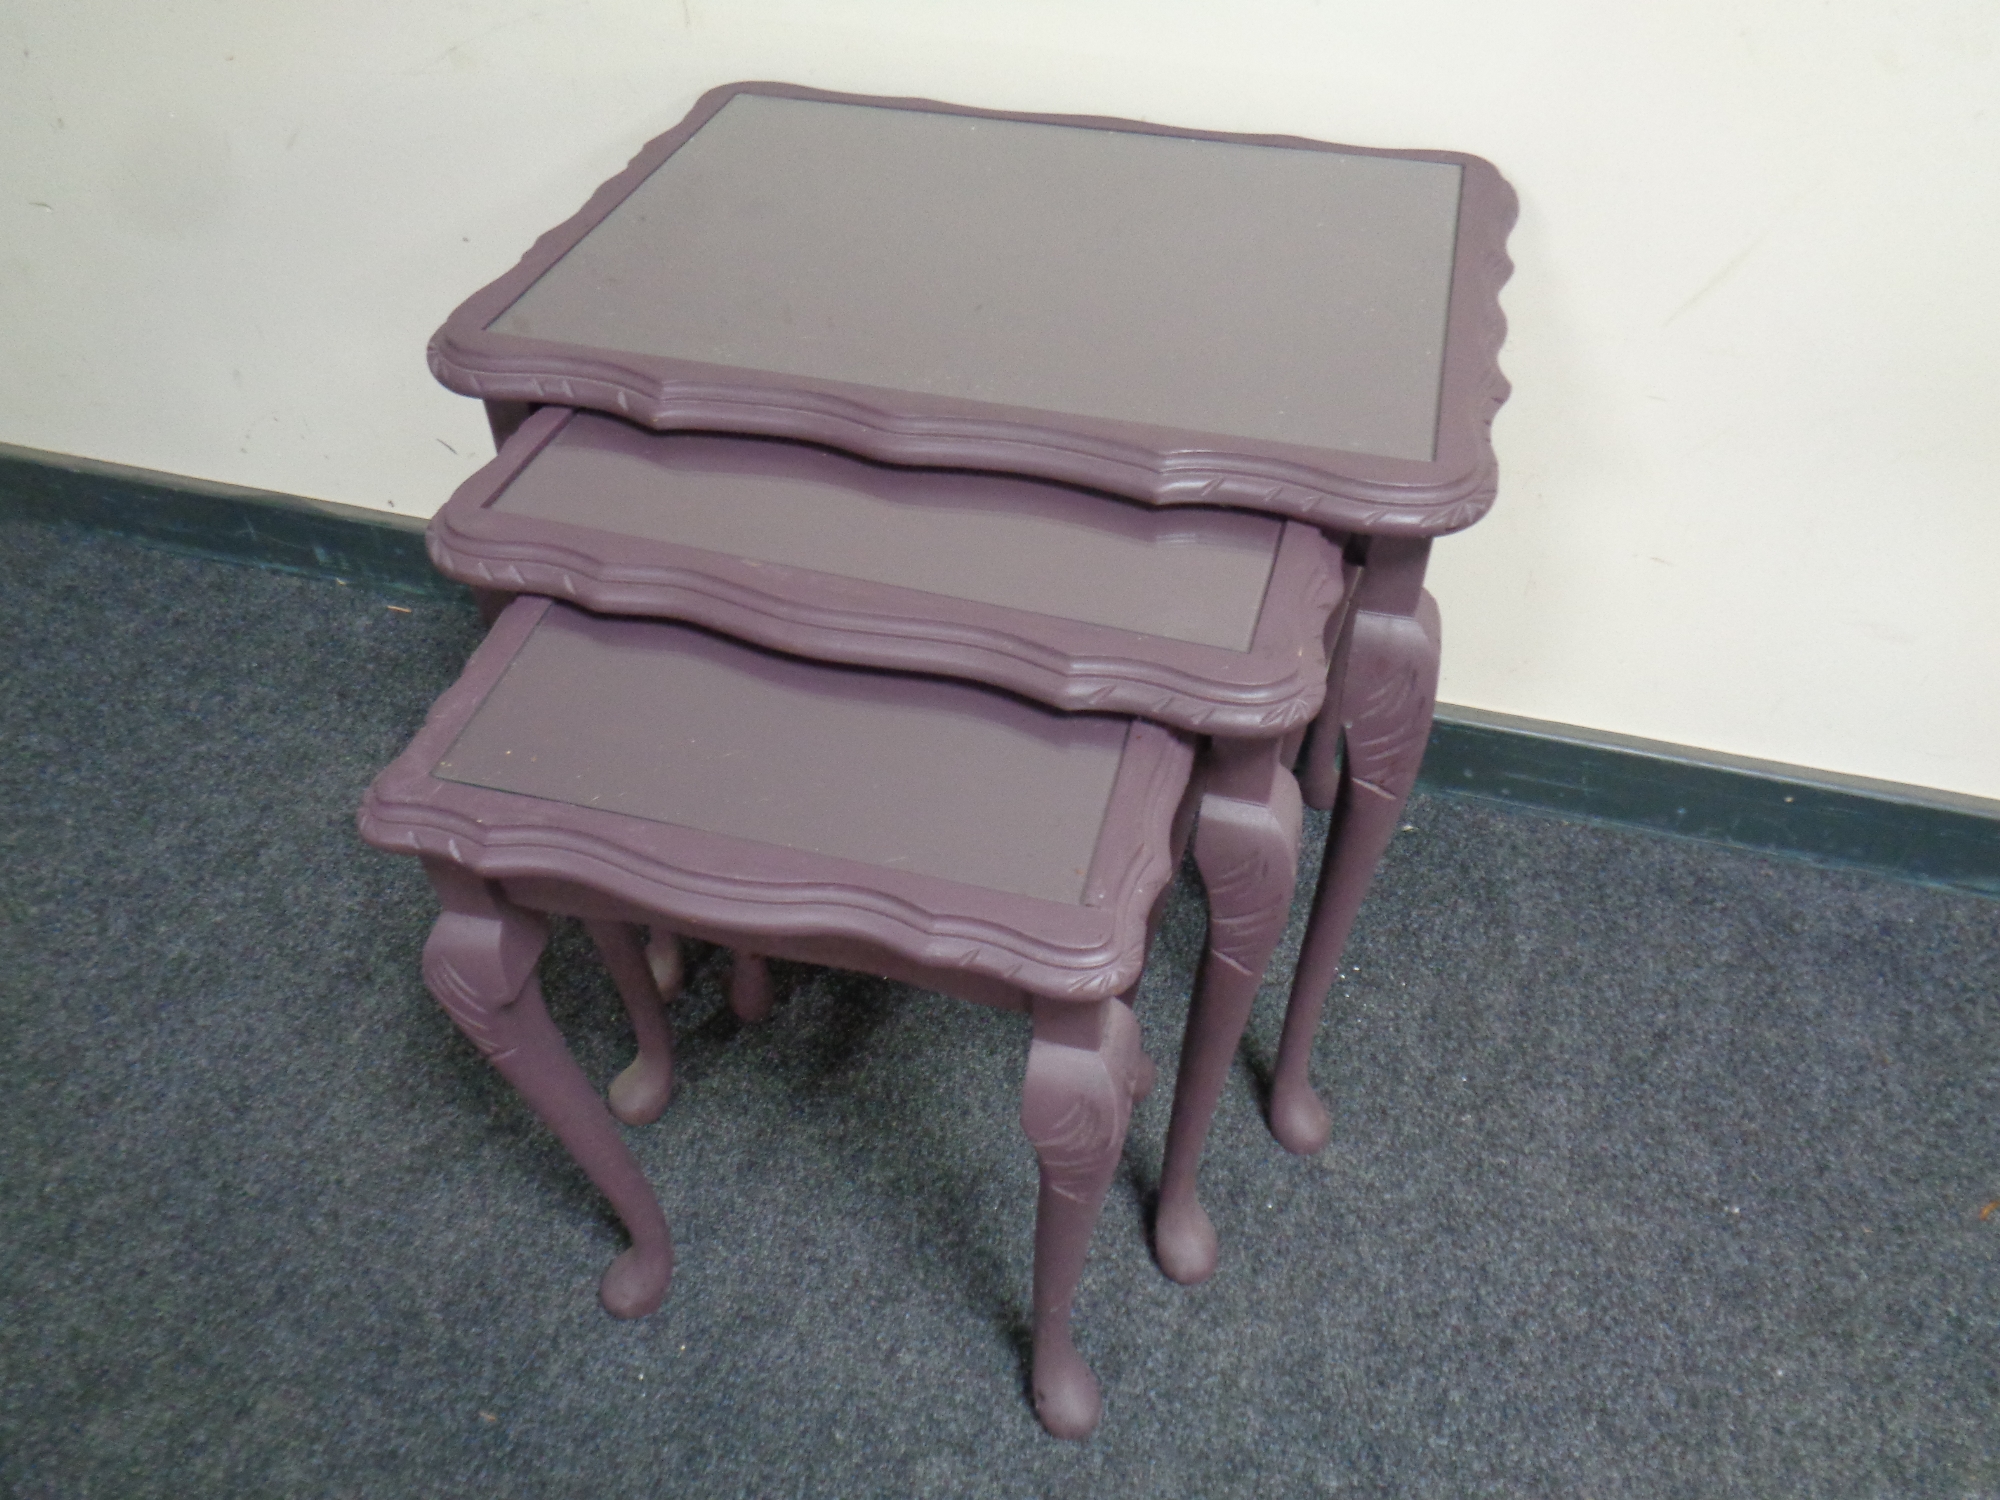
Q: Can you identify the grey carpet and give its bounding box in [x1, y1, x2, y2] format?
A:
[2, 517, 1995, 1498]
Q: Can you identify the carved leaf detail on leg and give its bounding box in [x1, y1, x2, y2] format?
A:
[1199, 838, 1302, 977]
[1022, 1001, 1140, 1203]
[420, 907, 543, 1063]
[1024, 1093, 1126, 1203]
[422, 949, 509, 1060]
[1341, 596, 1442, 803]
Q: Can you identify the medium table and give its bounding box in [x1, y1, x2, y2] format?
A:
[426, 405, 1340, 1284]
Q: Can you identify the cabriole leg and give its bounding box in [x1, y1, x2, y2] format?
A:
[1020, 997, 1147, 1441]
[645, 928, 683, 996]
[421, 861, 672, 1318]
[1111, 777, 1195, 1104]
[1270, 561, 1441, 1157]
[1298, 546, 1364, 809]
[1153, 740, 1304, 1286]
[728, 950, 775, 1023]
[1298, 604, 1355, 810]
[586, 920, 676, 1126]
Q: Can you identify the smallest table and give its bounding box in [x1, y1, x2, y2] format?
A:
[359, 596, 1196, 1438]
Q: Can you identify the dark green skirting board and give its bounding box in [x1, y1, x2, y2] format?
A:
[0, 440, 446, 597]
[1426, 708, 1999, 897]
[5, 438, 1995, 896]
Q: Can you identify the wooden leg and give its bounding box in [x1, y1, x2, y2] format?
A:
[1153, 740, 1304, 1286]
[1110, 775, 1192, 1104]
[1020, 996, 1147, 1441]
[1270, 584, 1441, 1157]
[420, 861, 672, 1319]
[728, 950, 775, 1023]
[645, 928, 683, 996]
[1114, 941, 1157, 1104]
[1298, 592, 1356, 811]
[1298, 548, 1363, 809]
[586, 920, 676, 1126]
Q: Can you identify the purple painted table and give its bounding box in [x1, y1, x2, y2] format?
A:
[425, 81, 1515, 1259]
[431, 82, 1514, 534]
[360, 596, 1197, 1438]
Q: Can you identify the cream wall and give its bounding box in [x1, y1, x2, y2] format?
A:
[5, 1, 1997, 799]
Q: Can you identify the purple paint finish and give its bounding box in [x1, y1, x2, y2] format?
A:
[361, 595, 1200, 1436]
[428, 406, 1346, 737]
[432, 602, 1129, 905]
[409, 83, 1515, 1292]
[428, 81, 1516, 535]
[368, 598, 1194, 989]
[486, 412, 1283, 651]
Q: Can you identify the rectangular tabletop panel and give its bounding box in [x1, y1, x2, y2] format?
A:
[490, 414, 1282, 652]
[433, 84, 1518, 532]
[492, 93, 1461, 464]
[433, 605, 1128, 905]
